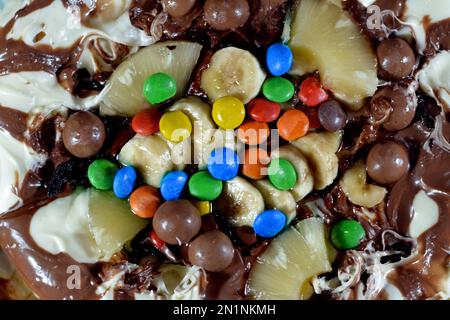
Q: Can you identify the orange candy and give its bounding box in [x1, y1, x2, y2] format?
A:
[131, 109, 161, 136]
[129, 185, 162, 218]
[237, 121, 270, 145]
[277, 109, 310, 141]
[242, 148, 270, 180]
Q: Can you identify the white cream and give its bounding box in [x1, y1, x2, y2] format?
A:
[401, 0, 450, 53]
[30, 188, 102, 264]
[409, 190, 440, 238]
[418, 51, 450, 110]
[0, 71, 101, 113]
[0, 129, 46, 215]
[7, 0, 153, 48]
[0, 0, 30, 27]
[357, 0, 376, 7]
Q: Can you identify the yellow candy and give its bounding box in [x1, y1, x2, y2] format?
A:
[212, 96, 245, 129]
[159, 111, 192, 143]
[194, 200, 211, 216]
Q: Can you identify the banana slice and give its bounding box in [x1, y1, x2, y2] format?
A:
[275, 145, 314, 201]
[118, 134, 177, 188]
[100, 41, 202, 116]
[340, 161, 386, 208]
[291, 131, 342, 190]
[214, 176, 265, 227]
[253, 180, 297, 223]
[168, 97, 216, 168]
[158, 133, 191, 171]
[200, 47, 266, 104]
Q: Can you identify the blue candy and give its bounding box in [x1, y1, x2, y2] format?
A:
[207, 147, 239, 181]
[253, 209, 287, 238]
[266, 43, 293, 76]
[113, 166, 137, 199]
[160, 170, 188, 200]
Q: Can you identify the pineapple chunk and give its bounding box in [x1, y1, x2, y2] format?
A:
[100, 41, 202, 116]
[289, 0, 378, 109]
[248, 218, 335, 300]
[88, 189, 148, 259]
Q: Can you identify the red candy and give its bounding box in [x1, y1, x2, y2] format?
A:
[131, 109, 162, 136]
[247, 98, 281, 123]
[298, 77, 328, 107]
[150, 230, 165, 250]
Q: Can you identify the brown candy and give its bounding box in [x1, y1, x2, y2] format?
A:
[152, 200, 201, 245]
[62, 111, 106, 158]
[188, 230, 235, 272]
[318, 100, 347, 132]
[366, 141, 409, 185]
[377, 38, 415, 80]
[162, 0, 196, 17]
[204, 0, 250, 31]
[372, 86, 416, 131]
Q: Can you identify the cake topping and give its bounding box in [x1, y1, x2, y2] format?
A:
[262, 76, 295, 103]
[113, 166, 137, 199]
[188, 230, 235, 272]
[366, 141, 410, 185]
[318, 100, 347, 132]
[88, 159, 118, 190]
[162, 0, 197, 18]
[152, 200, 201, 245]
[298, 76, 329, 108]
[62, 111, 106, 158]
[277, 109, 309, 141]
[377, 38, 416, 80]
[204, 0, 250, 31]
[131, 109, 162, 136]
[253, 209, 287, 238]
[160, 170, 189, 201]
[188, 171, 223, 201]
[330, 219, 365, 250]
[266, 42, 294, 77]
[247, 98, 281, 123]
[129, 185, 162, 219]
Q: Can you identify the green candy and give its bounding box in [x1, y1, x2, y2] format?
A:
[331, 220, 366, 250]
[88, 159, 118, 190]
[188, 171, 223, 201]
[143, 72, 177, 104]
[262, 77, 295, 103]
[268, 158, 297, 191]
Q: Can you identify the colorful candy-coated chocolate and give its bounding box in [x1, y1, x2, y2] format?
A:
[242, 148, 270, 180]
[318, 100, 347, 132]
[113, 166, 137, 198]
[143, 72, 177, 104]
[129, 185, 162, 218]
[268, 158, 297, 190]
[212, 96, 246, 129]
[194, 200, 211, 216]
[150, 230, 165, 250]
[88, 159, 118, 190]
[237, 121, 270, 145]
[188, 171, 223, 201]
[160, 170, 188, 201]
[331, 219, 366, 250]
[253, 209, 287, 238]
[277, 109, 309, 141]
[298, 76, 329, 107]
[247, 98, 281, 123]
[262, 77, 295, 103]
[266, 43, 293, 76]
[131, 109, 162, 136]
[207, 147, 240, 181]
[159, 110, 192, 143]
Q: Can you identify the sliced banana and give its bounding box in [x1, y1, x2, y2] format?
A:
[275, 145, 314, 201]
[214, 176, 265, 227]
[118, 134, 177, 188]
[100, 41, 202, 116]
[168, 97, 216, 168]
[340, 160, 387, 208]
[200, 47, 266, 104]
[253, 180, 297, 223]
[291, 131, 342, 190]
[158, 133, 191, 171]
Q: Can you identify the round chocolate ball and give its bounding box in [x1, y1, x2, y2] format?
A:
[372, 86, 416, 131]
[366, 141, 409, 185]
[152, 200, 201, 245]
[63, 111, 106, 158]
[204, 0, 250, 31]
[318, 100, 347, 131]
[188, 230, 235, 272]
[377, 38, 415, 80]
[162, 0, 196, 17]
